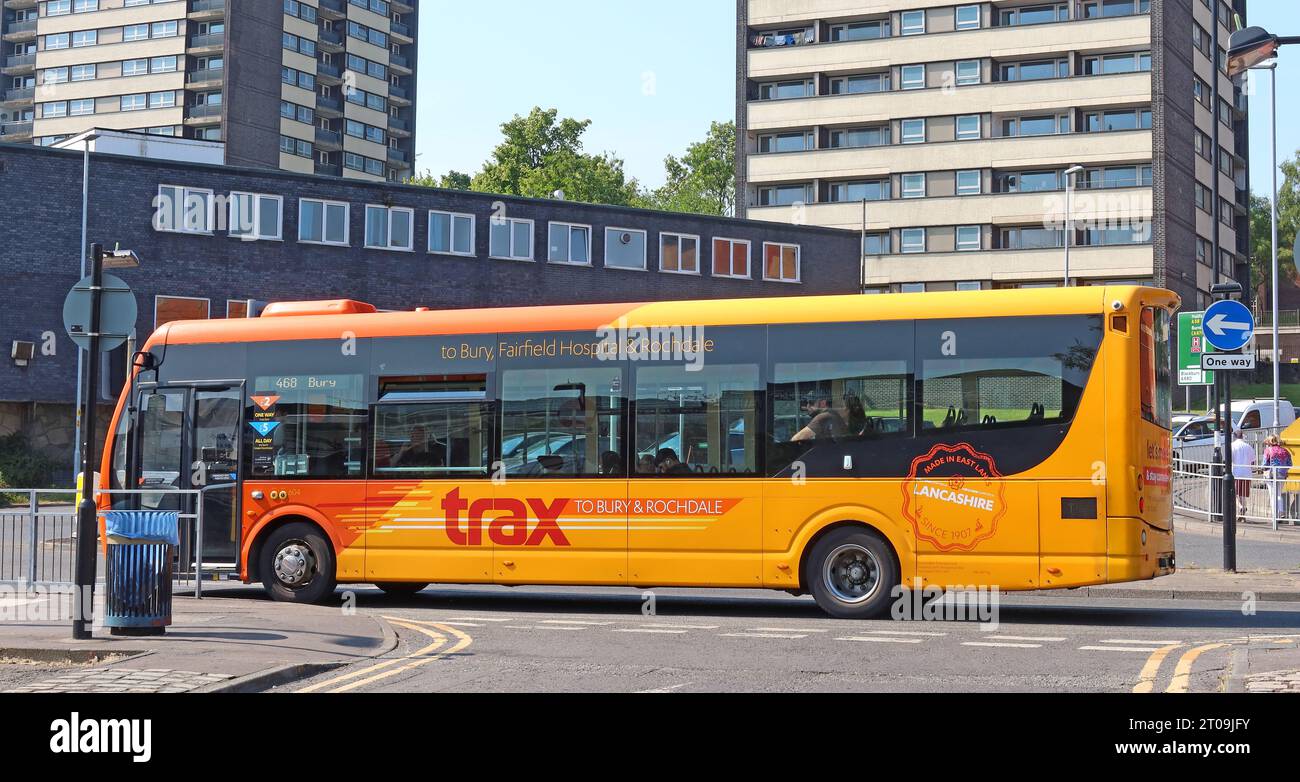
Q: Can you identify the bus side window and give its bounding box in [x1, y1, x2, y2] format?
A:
[632, 363, 761, 476]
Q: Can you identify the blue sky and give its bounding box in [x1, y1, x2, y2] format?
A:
[414, 0, 1299, 195]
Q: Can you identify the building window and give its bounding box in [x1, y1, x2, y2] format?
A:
[1002, 114, 1067, 137]
[429, 210, 475, 256]
[548, 222, 591, 265]
[830, 126, 889, 148]
[956, 281, 982, 291]
[1000, 59, 1069, 81]
[900, 10, 926, 35]
[956, 225, 982, 251]
[900, 119, 926, 144]
[758, 184, 812, 206]
[863, 233, 889, 255]
[71, 64, 95, 81]
[1002, 226, 1063, 249]
[1082, 51, 1151, 75]
[900, 65, 926, 90]
[1082, 0, 1149, 18]
[956, 170, 982, 195]
[758, 131, 813, 153]
[44, 33, 70, 50]
[299, 198, 349, 246]
[955, 5, 981, 30]
[155, 185, 214, 234]
[71, 30, 96, 47]
[229, 192, 283, 241]
[69, 98, 94, 116]
[120, 94, 147, 112]
[365, 205, 414, 251]
[1084, 108, 1151, 132]
[41, 101, 67, 119]
[1000, 3, 1068, 26]
[759, 80, 814, 100]
[154, 296, 210, 330]
[830, 20, 889, 41]
[712, 238, 751, 278]
[901, 173, 926, 199]
[660, 232, 700, 274]
[489, 217, 534, 261]
[955, 60, 981, 85]
[762, 242, 800, 282]
[830, 180, 890, 202]
[605, 227, 647, 270]
[829, 73, 889, 95]
[900, 228, 926, 254]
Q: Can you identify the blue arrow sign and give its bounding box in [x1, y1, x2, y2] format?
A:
[1201, 299, 1254, 352]
[248, 421, 280, 437]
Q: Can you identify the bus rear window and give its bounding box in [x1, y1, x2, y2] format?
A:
[1139, 307, 1171, 429]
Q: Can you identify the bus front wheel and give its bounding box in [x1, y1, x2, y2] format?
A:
[260, 522, 337, 604]
[807, 527, 899, 620]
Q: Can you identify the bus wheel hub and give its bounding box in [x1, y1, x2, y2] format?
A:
[274, 543, 313, 586]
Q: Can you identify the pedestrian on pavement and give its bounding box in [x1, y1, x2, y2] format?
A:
[1262, 435, 1294, 522]
[1231, 431, 1256, 517]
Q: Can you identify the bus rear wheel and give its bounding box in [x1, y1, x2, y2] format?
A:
[807, 527, 899, 620]
[260, 522, 337, 604]
[374, 582, 428, 596]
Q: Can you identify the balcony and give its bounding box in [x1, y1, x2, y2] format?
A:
[389, 20, 412, 42]
[387, 116, 410, 137]
[747, 71, 1151, 132]
[387, 84, 410, 105]
[314, 160, 341, 176]
[184, 103, 223, 122]
[315, 94, 342, 116]
[390, 0, 413, 13]
[0, 120, 32, 140]
[318, 27, 343, 52]
[316, 61, 343, 85]
[747, 129, 1153, 185]
[1, 85, 34, 106]
[185, 67, 224, 88]
[187, 32, 225, 53]
[317, 0, 344, 19]
[2, 0, 37, 9]
[187, 0, 225, 21]
[1, 53, 35, 75]
[387, 146, 408, 164]
[747, 14, 1151, 81]
[856, 243, 1154, 287]
[2, 18, 36, 41]
[314, 126, 341, 150]
[388, 52, 410, 73]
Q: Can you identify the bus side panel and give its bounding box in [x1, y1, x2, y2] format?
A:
[242, 481, 367, 582]
[762, 480, 916, 590]
[499, 479, 627, 586]
[364, 480, 493, 584]
[912, 481, 1039, 591]
[1037, 480, 1108, 588]
[629, 478, 761, 588]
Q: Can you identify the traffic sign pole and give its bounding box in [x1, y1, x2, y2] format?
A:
[72, 244, 102, 640]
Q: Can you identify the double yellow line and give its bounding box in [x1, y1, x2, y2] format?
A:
[1132, 643, 1227, 693]
[298, 616, 473, 694]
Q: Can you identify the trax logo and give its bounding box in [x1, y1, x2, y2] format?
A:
[442, 488, 569, 547]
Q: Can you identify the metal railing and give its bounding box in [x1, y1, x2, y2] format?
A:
[1173, 458, 1300, 530]
[1254, 309, 1300, 329]
[0, 486, 232, 596]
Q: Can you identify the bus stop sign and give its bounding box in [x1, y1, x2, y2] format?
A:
[62, 273, 136, 352]
[1201, 299, 1254, 352]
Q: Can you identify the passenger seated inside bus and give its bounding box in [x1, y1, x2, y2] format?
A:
[391, 425, 447, 469]
[636, 454, 656, 474]
[654, 448, 693, 475]
[791, 389, 849, 442]
[599, 450, 624, 476]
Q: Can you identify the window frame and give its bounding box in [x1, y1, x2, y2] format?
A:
[603, 226, 648, 271]
[547, 221, 593, 266]
[488, 216, 535, 262]
[297, 197, 351, 247]
[228, 191, 284, 241]
[427, 209, 476, 257]
[711, 236, 752, 279]
[761, 241, 801, 283]
[659, 231, 702, 275]
[153, 294, 210, 330]
[900, 227, 927, 254]
[364, 204, 415, 252]
[155, 184, 215, 235]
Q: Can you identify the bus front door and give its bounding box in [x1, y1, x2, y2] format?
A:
[132, 385, 243, 568]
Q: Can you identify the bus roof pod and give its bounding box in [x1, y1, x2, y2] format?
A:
[260, 300, 377, 318]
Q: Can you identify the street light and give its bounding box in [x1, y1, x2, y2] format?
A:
[1063, 164, 1084, 287]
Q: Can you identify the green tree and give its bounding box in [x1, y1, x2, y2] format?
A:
[1251, 150, 1300, 287]
[471, 107, 640, 206]
[406, 170, 472, 190]
[639, 121, 736, 216]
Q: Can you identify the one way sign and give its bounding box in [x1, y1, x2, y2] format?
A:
[1201, 299, 1254, 352]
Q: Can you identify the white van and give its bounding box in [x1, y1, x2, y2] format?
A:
[1173, 398, 1296, 464]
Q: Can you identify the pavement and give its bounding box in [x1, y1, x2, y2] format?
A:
[0, 588, 395, 693]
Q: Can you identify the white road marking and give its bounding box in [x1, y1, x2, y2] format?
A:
[615, 628, 688, 635]
[1100, 639, 1181, 645]
[440, 616, 514, 623]
[539, 619, 615, 626]
[434, 621, 482, 628]
[636, 683, 690, 693]
[641, 624, 719, 630]
[747, 627, 829, 633]
[866, 629, 948, 637]
[986, 635, 1066, 642]
[509, 624, 588, 631]
[1080, 645, 1167, 653]
[836, 636, 923, 644]
[962, 641, 1042, 649]
[720, 632, 808, 639]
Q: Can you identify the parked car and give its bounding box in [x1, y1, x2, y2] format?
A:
[1172, 399, 1297, 466]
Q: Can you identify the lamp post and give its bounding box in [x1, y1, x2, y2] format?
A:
[1063, 165, 1084, 287]
[1229, 27, 1297, 444]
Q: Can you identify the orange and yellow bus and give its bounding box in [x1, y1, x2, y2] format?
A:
[100, 286, 1177, 618]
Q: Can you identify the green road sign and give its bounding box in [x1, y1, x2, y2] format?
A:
[1177, 311, 1215, 386]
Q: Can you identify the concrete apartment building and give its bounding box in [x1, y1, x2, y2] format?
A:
[1, 0, 418, 182]
[736, 0, 1251, 308]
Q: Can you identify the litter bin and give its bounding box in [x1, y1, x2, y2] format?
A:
[103, 511, 179, 636]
